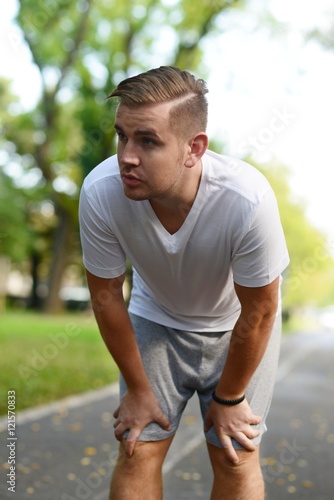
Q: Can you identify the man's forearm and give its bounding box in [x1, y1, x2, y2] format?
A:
[214, 310, 277, 399]
[93, 296, 151, 393]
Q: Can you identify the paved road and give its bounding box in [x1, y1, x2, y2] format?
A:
[1, 329, 334, 499]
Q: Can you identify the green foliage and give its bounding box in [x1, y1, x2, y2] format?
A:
[0, 173, 33, 261]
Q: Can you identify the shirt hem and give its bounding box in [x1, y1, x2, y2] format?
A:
[83, 259, 126, 279]
[128, 304, 241, 333]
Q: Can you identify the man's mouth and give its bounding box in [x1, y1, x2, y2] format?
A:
[122, 174, 143, 186]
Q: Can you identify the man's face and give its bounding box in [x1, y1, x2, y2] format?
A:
[114, 101, 191, 201]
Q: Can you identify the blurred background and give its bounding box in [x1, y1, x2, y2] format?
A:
[1, 0, 334, 413]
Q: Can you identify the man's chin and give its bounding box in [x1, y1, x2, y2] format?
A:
[123, 187, 148, 201]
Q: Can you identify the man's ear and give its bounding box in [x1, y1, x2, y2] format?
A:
[184, 132, 209, 168]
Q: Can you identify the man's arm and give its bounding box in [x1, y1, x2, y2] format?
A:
[204, 276, 280, 463]
[86, 270, 170, 456]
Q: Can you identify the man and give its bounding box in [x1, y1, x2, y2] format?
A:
[79, 66, 289, 500]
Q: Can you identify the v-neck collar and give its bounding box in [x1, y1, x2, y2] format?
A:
[143, 159, 208, 244]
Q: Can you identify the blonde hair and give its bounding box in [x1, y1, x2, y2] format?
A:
[108, 66, 208, 138]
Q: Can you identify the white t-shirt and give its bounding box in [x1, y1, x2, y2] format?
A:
[79, 150, 289, 332]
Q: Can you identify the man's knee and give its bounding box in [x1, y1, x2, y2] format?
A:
[208, 443, 262, 477]
[223, 449, 260, 474]
[110, 438, 174, 499]
[208, 445, 264, 500]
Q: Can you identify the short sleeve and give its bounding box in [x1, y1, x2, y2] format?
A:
[79, 185, 126, 278]
[232, 188, 289, 287]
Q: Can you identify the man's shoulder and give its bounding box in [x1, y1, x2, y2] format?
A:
[204, 150, 271, 205]
[82, 154, 120, 192]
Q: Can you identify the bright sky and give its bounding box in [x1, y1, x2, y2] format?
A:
[1, 0, 334, 241]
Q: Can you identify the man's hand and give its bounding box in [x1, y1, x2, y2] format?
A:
[204, 399, 261, 464]
[113, 389, 171, 457]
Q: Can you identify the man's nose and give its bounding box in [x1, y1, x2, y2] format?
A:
[119, 140, 140, 167]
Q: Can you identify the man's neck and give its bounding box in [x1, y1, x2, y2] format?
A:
[149, 160, 202, 234]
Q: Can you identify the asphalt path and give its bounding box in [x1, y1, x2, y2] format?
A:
[1, 329, 334, 499]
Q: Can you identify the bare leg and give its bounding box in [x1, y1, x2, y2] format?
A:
[109, 436, 174, 500]
[207, 443, 264, 500]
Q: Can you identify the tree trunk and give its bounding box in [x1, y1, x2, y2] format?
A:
[28, 251, 42, 310]
[42, 204, 73, 313]
[0, 255, 10, 312]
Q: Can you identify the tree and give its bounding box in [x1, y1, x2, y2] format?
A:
[0, 78, 35, 308]
[4, 0, 330, 313]
[0, 79, 30, 262]
[4, 0, 243, 312]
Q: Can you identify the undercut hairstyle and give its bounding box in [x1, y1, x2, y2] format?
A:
[108, 66, 209, 139]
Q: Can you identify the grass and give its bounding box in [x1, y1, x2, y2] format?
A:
[0, 310, 119, 415]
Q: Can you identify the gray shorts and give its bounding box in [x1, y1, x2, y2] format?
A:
[119, 313, 281, 450]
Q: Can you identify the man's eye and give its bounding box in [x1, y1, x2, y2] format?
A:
[142, 138, 156, 146]
[117, 133, 127, 142]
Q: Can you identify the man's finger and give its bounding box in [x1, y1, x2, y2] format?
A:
[156, 411, 171, 431]
[125, 427, 142, 457]
[244, 426, 260, 440]
[233, 431, 257, 452]
[114, 422, 127, 440]
[203, 416, 212, 433]
[220, 434, 239, 464]
[250, 414, 262, 425]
